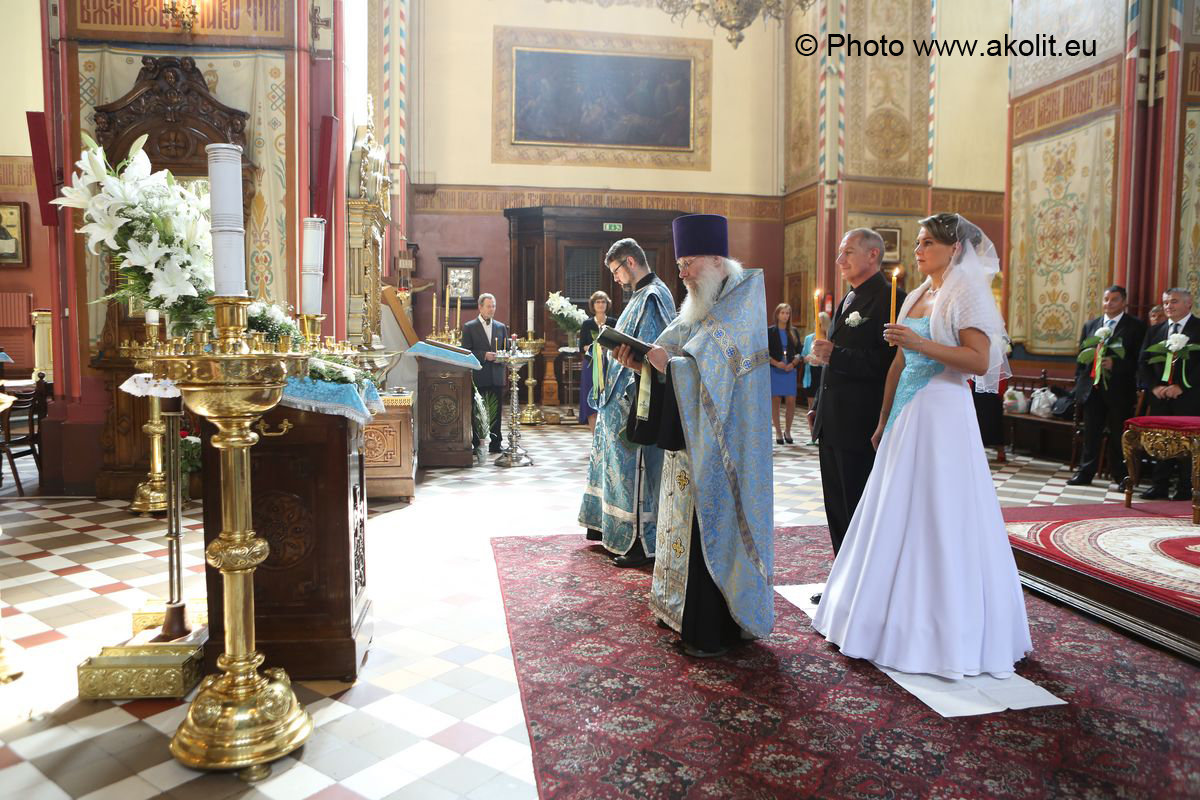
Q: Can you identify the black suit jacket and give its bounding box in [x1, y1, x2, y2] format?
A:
[767, 325, 800, 364]
[1074, 314, 1146, 406]
[1137, 315, 1200, 415]
[461, 316, 509, 389]
[813, 271, 905, 450]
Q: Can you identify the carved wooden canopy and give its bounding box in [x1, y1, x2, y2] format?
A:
[93, 56, 251, 181]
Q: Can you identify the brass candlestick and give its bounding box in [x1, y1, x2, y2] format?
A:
[495, 348, 534, 467]
[518, 337, 545, 425]
[298, 313, 326, 351]
[153, 296, 312, 780]
[126, 320, 168, 514]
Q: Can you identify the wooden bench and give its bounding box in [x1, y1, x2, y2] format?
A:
[1004, 370, 1082, 467]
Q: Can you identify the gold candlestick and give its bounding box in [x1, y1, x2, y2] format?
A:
[153, 296, 312, 780]
[298, 314, 326, 352]
[128, 319, 168, 514]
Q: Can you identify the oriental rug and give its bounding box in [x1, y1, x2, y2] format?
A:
[493, 528, 1200, 800]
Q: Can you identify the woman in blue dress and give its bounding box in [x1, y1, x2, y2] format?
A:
[577, 290, 615, 431]
[767, 303, 802, 444]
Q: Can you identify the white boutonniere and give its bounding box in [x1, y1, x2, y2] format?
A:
[845, 311, 867, 327]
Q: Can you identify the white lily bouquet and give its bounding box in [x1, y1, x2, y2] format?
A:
[247, 300, 302, 343]
[53, 132, 214, 333]
[1144, 330, 1200, 387]
[1076, 324, 1126, 389]
[545, 291, 587, 334]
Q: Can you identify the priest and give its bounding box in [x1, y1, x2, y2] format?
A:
[616, 213, 775, 657]
[578, 238, 677, 566]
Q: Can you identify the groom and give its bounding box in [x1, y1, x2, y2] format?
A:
[808, 229, 903, 601]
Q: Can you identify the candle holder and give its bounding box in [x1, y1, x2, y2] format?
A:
[298, 314, 326, 352]
[517, 337, 545, 425]
[151, 296, 312, 780]
[494, 347, 535, 467]
[123, 320, 169, 515]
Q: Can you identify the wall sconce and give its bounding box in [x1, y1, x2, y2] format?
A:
[310, 2, 332, 50]
[163, 0, 199, 32]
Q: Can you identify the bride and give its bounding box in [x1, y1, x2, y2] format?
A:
[811, 213, 1032, 678]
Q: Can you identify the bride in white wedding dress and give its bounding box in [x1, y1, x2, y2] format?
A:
[812, 213, 1032, 679]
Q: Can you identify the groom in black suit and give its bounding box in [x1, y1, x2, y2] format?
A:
[1068, 285, 1146, 489]
[461, 293, 509, 453]
[809, 229, 904, 587]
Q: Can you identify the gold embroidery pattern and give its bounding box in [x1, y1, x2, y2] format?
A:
[676, 471, 690, 491]
[672, 539, 685, 558]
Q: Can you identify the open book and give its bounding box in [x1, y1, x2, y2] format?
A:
[594, 325, 652, 358]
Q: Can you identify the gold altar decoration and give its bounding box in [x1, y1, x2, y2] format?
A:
[298, 314, 326, 351]
[1123, 422, 1200, 525]
[518, 336, 545, 425]
[122, 319, 168, 514]
[347, 97, 391, 358]
[78, 642, 204, 699]
[150, 296, 312, 779]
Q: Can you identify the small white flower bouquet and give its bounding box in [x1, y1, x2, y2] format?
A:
[247, 300, 302, 343]
[1144, 328, 1200, 387]
[53, 132, 214, 333]
[1076, 324, 1126, 389]
[845, 311, 867, 327]
[545, 291, 587, 334]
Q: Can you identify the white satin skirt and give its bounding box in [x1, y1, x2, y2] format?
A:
[812, 371, 1033, 678]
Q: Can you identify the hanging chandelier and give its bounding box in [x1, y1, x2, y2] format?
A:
[657, 0, 816, 48]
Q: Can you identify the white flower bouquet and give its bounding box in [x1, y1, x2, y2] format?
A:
[53, 133, 214, 333]
[545, 291, 587, 334]
[1144, 327, 1200, 387]
[247, 300, 302, 343]
[1076, 324, 1126, 389]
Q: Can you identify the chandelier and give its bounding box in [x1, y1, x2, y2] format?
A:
[657, 0, 816, 48]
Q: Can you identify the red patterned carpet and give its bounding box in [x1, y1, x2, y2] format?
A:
[493, 528, 1200, 800]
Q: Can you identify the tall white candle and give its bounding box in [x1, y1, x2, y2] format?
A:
[206, 144, 247, 296]
[300, 217, 326, 315]
[143, 309, 159, 326]
[527, 300, 535, 334]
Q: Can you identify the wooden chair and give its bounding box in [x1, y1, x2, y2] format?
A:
[0, 383, 45, 496]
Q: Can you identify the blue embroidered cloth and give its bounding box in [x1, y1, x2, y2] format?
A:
[403, 341, 481, 371]
[885, 317, 944, 433]
[280, 377, 384, 426]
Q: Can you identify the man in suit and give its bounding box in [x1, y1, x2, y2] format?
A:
[808, 229, 905, 603]
[461, 293, 508, 453]
[1137, 288, 1200, 499]
[1068, 285, 1146, 489]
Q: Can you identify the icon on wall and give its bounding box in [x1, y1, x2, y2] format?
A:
[0, 202, 28, 267]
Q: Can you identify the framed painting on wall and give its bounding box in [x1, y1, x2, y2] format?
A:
[0, 202, 28, 267]
[877, 227, 901, 263]
[440, 258, 481, 309]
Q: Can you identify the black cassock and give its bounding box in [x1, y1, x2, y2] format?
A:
[625, 367, 742, 653]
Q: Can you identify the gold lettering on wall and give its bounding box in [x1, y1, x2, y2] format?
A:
[1012, 59, 1121, 143]
[74, 0, 285, 38]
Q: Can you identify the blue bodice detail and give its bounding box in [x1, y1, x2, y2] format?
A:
[884, 317, 945, 433]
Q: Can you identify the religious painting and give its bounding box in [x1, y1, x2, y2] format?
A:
[786, 272, 809, 329]
[493, 27, 712, 170]
[512, 49, 692, 150]
[877, 227, 901, 263]
[0, 202, 28, 267]
[441, 257, 481, 309]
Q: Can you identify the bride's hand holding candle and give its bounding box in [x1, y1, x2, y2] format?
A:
[883, 322, 922, 350]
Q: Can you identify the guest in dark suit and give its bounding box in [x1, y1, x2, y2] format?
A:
[1068, 285, 1147, 489]
[809, 229, 906, 583]
[461, 293, 509, 453]
[767, 303, 802, 444]
[1137, 288, 1200, 499]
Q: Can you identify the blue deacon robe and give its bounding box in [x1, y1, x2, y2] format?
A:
[650, 268, 775, 639]
[578, 275, 677, 555]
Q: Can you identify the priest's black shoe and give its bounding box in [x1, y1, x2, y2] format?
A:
[809, 592, 822, 605]
[681, 642, 728, 659]
[614, 552, 653, 568]
[1066, 473, 1093, 486]
[1140, 486, 1170, 500]
[585, 529, 602, 541]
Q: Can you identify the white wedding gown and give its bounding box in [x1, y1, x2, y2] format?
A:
[812, 316, 1032, 678]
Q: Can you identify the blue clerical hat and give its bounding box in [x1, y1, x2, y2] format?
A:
[672, 214, 729, 258]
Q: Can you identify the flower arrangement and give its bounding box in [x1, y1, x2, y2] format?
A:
[53, 133, 215, 333]
[179, 428, 202, 475]
[546, 291, 587, 334]
[248, 300, 302, 343]
[1144, 331, 1200, 387]
[1076, 324, 1126, 389]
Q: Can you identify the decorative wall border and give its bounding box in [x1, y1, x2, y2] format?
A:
[783, 185, 820, 224]
[0, 157, 35, 192]
[411, 184, 780, 222]
[844, 180, 929, 216]
[67, 0, 293, 48]
[491, 26, 712, 171]
[1011, 57, 1122, 144]
[929, 189, 1005, 219]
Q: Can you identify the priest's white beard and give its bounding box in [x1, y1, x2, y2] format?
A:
[679, 259, 743, 327]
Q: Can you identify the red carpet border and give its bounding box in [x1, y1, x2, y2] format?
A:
[492, 527, 1200, 800]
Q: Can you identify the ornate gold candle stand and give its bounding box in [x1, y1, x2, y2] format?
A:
[152, 297, 312, 780]
[494, 348, 534, 467]
[298, 313, 326, 352]
[123, 321, 169, 514]
[427, 324, 462, 347]
[518, 337, 545, 425]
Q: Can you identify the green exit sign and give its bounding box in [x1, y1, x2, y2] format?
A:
[603, 222, 623, 232]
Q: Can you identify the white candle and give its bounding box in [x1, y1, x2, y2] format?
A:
[527, 300, 535, 334]
[206, 144, 247, 297]
[143, 309, 159, 326]
[300, 217, 326, 315]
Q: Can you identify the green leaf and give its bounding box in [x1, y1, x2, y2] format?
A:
[1076, 349, 1096, 365]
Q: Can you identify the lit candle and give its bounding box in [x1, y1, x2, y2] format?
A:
[527, 300, 535, 335]
[432, 291, 438, 333]
[813, 289, 823, 339]
[456, 295, 461, 330]
[300, 217, 326, 315]
[144, 309, 159, 326]
[890, 268, 899, 324]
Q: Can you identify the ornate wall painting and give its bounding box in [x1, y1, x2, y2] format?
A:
[785, 6, 819, 190]
[1178, 109, 1200, 298]
[843, 0, 930, 181]
[1009, 0, 1124, 98]
[1008, 115, 1116, 355]
[493, 27, 711, 170]
[784, 216, 817, 328]
[0, 202, 28, 268]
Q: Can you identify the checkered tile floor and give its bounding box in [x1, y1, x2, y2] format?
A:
[0, 415, 1154, 798]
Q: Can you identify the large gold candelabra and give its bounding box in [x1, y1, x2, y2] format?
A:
[518, 336, 545, 425]
[151, 297, 312, 780]
[123, 320, 168, 514]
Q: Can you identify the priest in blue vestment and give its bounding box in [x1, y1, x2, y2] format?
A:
[618, 214, 775, 657]
[578, 238, 677, 567]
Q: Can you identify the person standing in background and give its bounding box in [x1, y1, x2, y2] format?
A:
[461, 293, 509, 453]
[578, 290, 616, 432]
[768, 303, 802, 444]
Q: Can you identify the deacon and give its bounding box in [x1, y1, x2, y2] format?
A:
[578, 238, 677, 566]
[616, 213, 774, 658]
[1137, 288, 1200, 499]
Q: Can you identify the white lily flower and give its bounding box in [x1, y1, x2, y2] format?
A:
[78, 204, 127, 254]
[122, 232, 172, 272]
[148, 257, 200, 306]
[51, 174, 95, 209]
[1095, 325, 1112, 340]
[74, 147, 108, 188]
[1166, 332, 1190, 352]
[124, 150, 153, 182]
